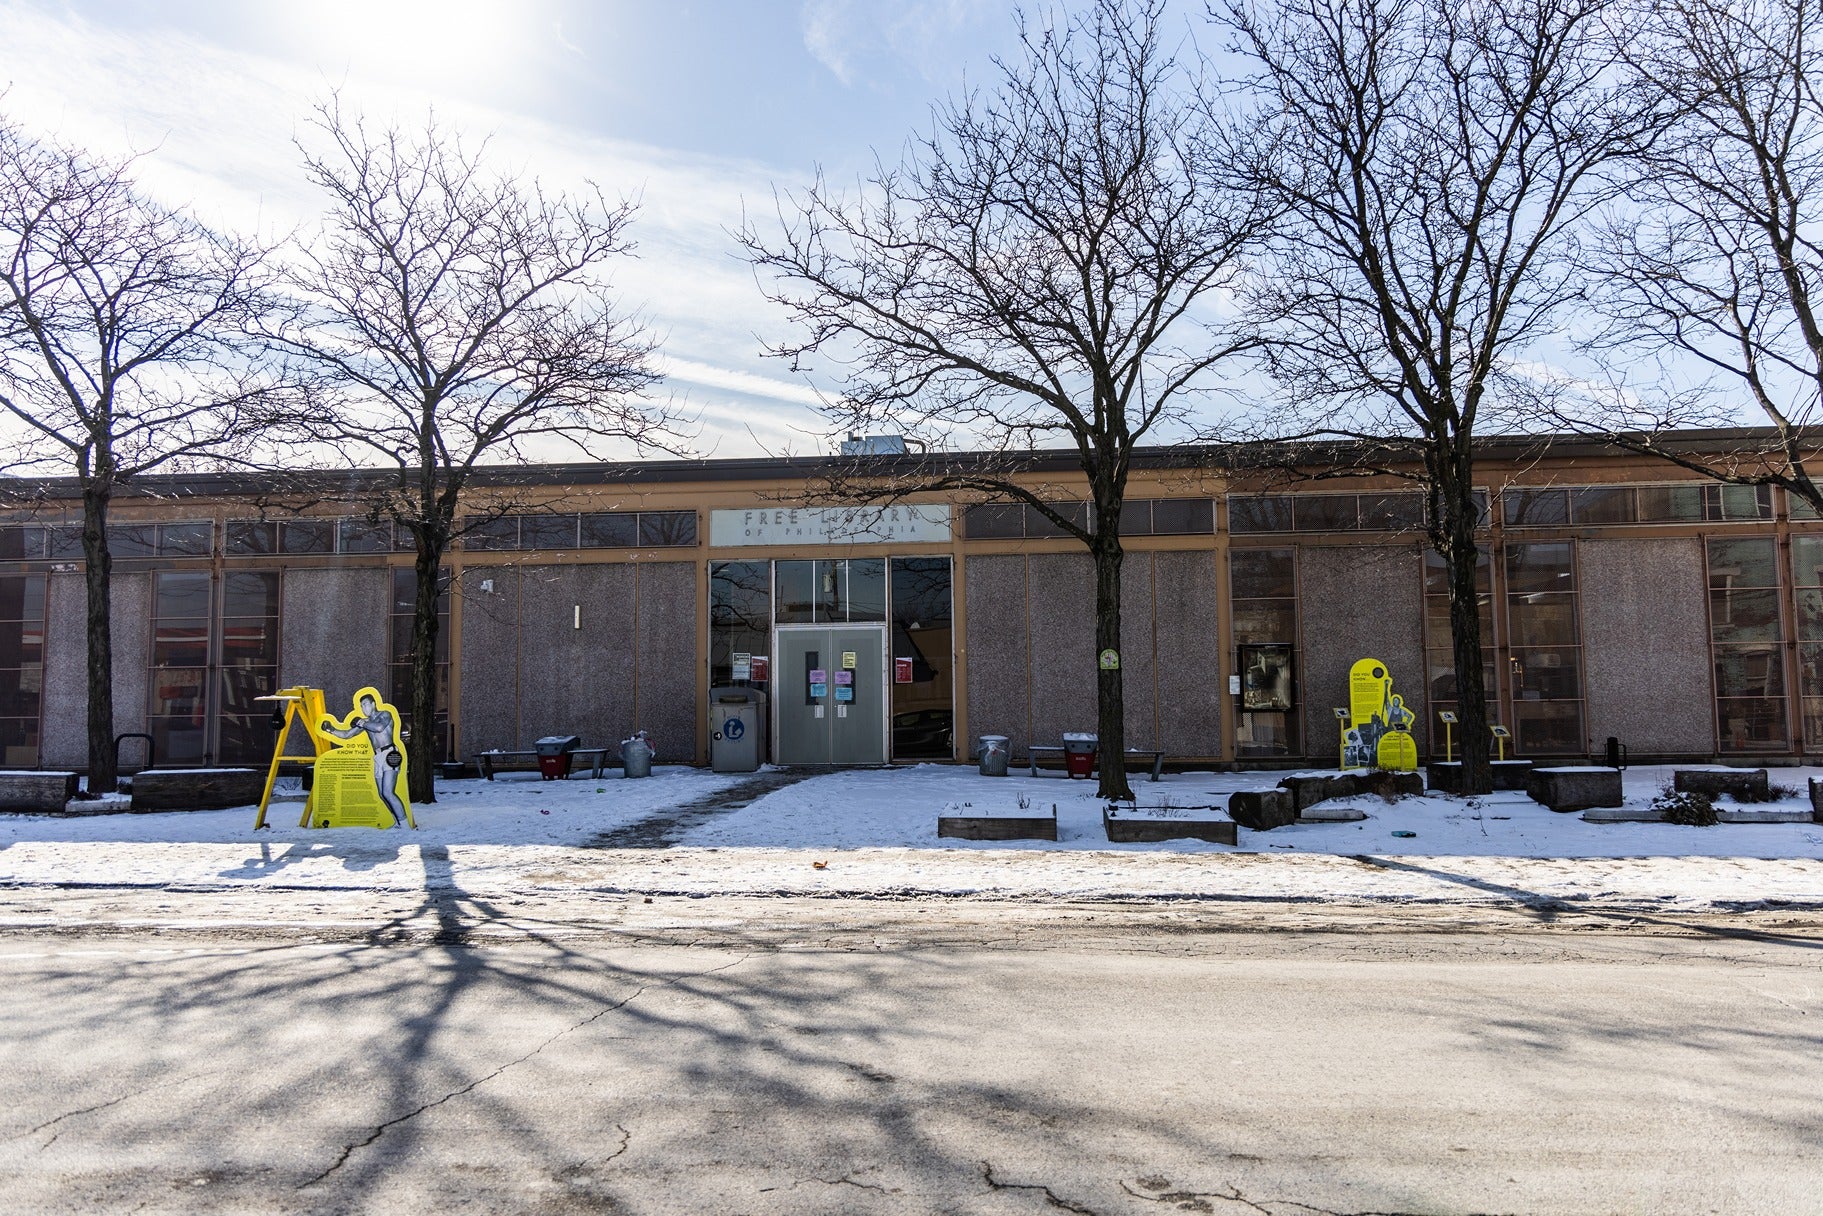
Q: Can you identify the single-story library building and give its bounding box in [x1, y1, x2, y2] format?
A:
[0, 431, 1815, 773]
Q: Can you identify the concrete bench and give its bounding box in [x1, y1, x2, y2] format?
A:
[1427, 760, 1533, 794]
[128, 768, 264, 812]
[1026, 745, 1165, 781]
[0, 770, 78, 813]
[1526, 766, 1623, 813]
[477, 747, 614, 780]
[1674, 768, 1770, 802]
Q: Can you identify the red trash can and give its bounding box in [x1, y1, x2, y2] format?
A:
[535, 734, 581, 780]
[1062, 732, 1099, 779]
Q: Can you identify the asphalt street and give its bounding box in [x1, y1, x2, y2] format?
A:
[0, 895, 1819, 1215]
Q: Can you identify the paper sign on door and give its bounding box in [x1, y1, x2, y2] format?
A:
[834, 670, 852, 686]
[841, 652, 857, 669]
[835, 685, 853, 702]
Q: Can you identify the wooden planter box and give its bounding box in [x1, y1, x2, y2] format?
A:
[938, 806, 1058, 841]
[1103, 807, 1236, 845]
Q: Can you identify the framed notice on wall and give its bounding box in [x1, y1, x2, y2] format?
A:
[1237, 644, 1295, 712]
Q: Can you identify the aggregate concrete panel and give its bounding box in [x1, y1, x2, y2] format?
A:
[108, 574, 150, 738]
[1299, 546, 1427, 759]
[40, 573, 150, 769]
[279, 567, 391, 711]
[963, 555, 1031, 757]
[456, 567, 522, 757]
[1120, 554, 1158, 750]
[1027, 552, 1098, 747]
[634, 562, 699, 763]
[40, 573, 86, 769]
[1153, 550, 1223, 761]
[1580, 538, 1714, 755]
[516, 564, 637, 753]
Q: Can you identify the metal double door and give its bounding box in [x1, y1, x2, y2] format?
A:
[774, 625, 887, 765]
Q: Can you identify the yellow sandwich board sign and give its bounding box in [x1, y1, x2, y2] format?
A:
[253, 685, 414, 830]
[1340, 657, 1418, 772]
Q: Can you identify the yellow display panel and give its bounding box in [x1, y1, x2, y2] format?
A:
[1340, 658, 1419, 772]
[306, 686, 414, 829]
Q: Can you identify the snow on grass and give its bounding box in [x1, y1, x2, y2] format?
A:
[0, 762, 1819, 909]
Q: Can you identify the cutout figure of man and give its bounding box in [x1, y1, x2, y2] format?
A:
[321, 691, 409, 826]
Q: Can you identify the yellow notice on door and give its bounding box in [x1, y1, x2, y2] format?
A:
[842, 651, 857, 669]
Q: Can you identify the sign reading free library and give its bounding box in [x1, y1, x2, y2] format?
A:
[710, 505, 951, 547]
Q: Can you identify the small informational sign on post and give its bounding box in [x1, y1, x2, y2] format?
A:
[895, 657, 913, 683]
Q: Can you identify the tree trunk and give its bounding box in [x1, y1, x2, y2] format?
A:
[80, 485, 117, 795]
[1437, 447, 1492, 795]
[408, 541, 442, 805]
[1093, 535, 1132, 801]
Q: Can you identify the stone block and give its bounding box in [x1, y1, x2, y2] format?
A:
[1299, 805, 1367, 822]
[1429, 761, 1530, 794]
[0, 771, 78, 813]
[129, 768, 265, 812]
[1279, 773, 1359, 811]
[1674, 768, 1770, 802]
[1526, 766, 1623, 813]
[1363, 770, 1423, 799]
[1228, 788, 1297, 831]
[1492, 760, 1534, 790]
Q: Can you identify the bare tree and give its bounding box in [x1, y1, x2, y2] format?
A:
[738, 0, 1268, 800]
[1568, 0, 1823, 506]
[0, 113, 278, 793]
[1221, 0, 1652, 792]
[268, 100, 673, 803]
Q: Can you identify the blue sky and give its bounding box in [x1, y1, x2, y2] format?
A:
[0, 0, 1040, 458]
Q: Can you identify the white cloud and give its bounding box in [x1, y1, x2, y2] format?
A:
[800, 0, 1004, 88]
[0, 0, 829, 459]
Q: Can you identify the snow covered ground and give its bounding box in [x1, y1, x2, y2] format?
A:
[0, 763, 1819, 911]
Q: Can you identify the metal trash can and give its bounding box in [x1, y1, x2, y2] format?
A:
[534, 734, 582, 780]
[621, 731, 653, 779]
[1062, 731, 1099, 779]
[978, 734, 1009, 777]
[709, 686, 768, 773]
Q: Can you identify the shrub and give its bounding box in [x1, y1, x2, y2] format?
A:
[1652, 791, 1717, 827]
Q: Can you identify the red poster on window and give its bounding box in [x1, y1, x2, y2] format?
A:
[750, 656, 769, 682]
[894, 657, 913, 684]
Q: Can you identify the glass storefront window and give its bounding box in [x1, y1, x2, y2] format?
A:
[890, 557, 952, 759]
[0, 574, 45, 766]
[711, 561, 772, 691]
[1503, 543, 1583, 754]
[1712, 536, 1787, 752]
[1230, 548, 1298, 757]
[1423, 548, 1495, 719]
